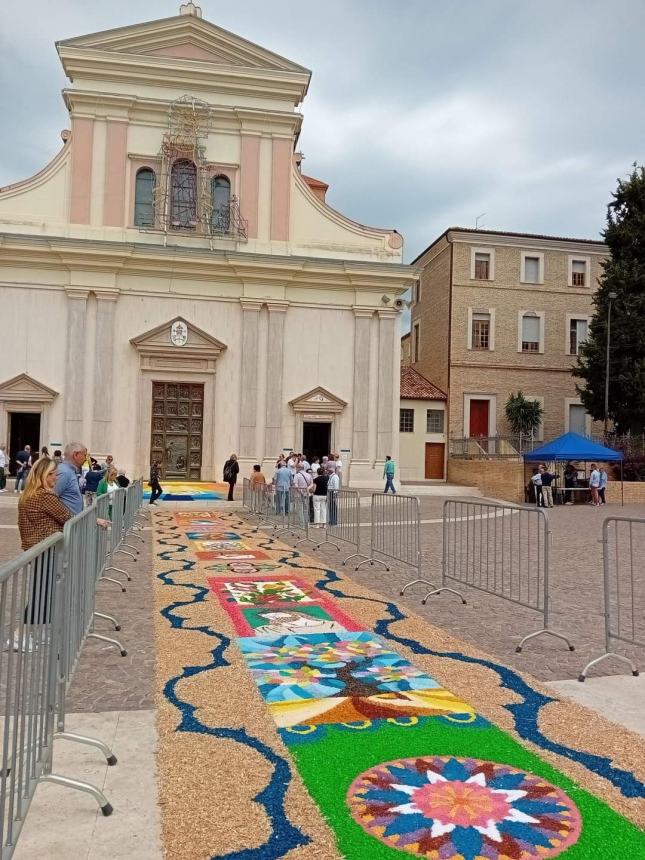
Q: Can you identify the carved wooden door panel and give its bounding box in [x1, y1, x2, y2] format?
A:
[150, 382, 204, 479]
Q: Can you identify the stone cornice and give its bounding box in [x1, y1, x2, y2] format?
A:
[0, 234, 416, 293]
[58, 46, 310, 105]
[63, 90, 302, 136]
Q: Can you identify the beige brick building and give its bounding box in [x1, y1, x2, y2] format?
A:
[409, 228, 607, 444]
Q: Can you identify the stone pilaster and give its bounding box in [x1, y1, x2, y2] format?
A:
[352, 307, 374, 460]
[377, 308, 397, 460]
[91, 290, 119, 453]
[264, 300, 289, 457]
[239, 298, 263, 457]
[64, 289, 90, 441]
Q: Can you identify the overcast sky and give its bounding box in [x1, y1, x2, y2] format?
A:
[1, 0, 644, 264]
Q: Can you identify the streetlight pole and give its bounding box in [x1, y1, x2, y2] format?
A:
[604, 291, 617, 435]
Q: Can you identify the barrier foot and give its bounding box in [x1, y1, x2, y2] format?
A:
[94, 611, 121, 632]
[421, 585, 467, 605]
[105, 565, 131, 583]
[128, 533, 146, 545]
[400, 579, 434, 596]
[99, 575, 126, 593]
[115, 548, 137, 562]
[355, 558, 389, 572]
[121, 542, 140, 555]
[89, 631, 128, 657]
[54, 731, 118, 765]
[342, 552, 369, 566]
[578, 651, 639, 682]
[515, 628, 575, 654]
[313, 539, 341, 551]
[39, 773, 113, 814]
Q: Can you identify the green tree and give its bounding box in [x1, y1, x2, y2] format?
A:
[574, 165, 645, 434]
[504, 391, 543, 437]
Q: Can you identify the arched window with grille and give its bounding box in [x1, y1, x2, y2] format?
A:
[211, 175, 231, 233]
[134, 167, 156, 227]
[170, 159, 198, 228]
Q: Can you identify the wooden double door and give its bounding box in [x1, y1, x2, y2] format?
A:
[150, 382, 204, 479]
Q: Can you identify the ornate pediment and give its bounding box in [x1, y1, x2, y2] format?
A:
[57, 15, 310, 74]
[131, 317, 226, 374]
[0, 373, 58, 403]
[289, 387, 347, 414]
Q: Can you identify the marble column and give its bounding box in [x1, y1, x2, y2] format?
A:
[64, 289, 89, 441]
[352, 307, 374, 460]
[239, 298, 262, 457]
[92, 290, 119, 453]
[264, 301, 289, 456]
[377, 308, 397, 461]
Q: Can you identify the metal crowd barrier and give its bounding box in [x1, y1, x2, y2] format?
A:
[0, 482, 146, 855]
[416, 499, 574, 653]
[356, 494, 418, 575]
[579, 517, 644, 681]
[315, 489, 368, 564]
[242, 477, 252, 512]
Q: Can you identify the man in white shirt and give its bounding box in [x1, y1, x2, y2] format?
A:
[0, 443, 8, 492]
[327, 464, 341, 525]
[589, 463, 601, 507]
[293, 463, 312, 491]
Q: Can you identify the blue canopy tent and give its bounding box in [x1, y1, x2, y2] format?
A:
[523, 432, 624, 505]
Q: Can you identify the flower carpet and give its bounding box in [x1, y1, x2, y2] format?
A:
[152, 507, 645, 859]
[143, 481, 229, 501]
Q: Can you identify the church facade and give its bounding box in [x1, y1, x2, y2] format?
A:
[0, 4, 415, 485]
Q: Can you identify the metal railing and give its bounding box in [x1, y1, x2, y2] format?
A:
[315, 489, 368, 564]
[450, 435, 538, 459]
[0, 484, 145, 856]
[579, 517, 644, 681]
[356, 494, 419, 576]
[410, 499, 574, 653]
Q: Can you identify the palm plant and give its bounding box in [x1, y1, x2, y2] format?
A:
[505, 391, 544, 438]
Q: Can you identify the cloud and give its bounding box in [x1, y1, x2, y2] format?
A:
[1, 0, 644, 267]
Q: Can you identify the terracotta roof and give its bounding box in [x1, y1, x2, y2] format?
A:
[302, 174, 329, 191]
[411, 226, 606, 265]
[400, 366, 446, 400]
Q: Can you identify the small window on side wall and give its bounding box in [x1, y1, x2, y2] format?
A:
[571, 260, 587, 287]
[426, 409, 444, 433]
[474, 252, 490, 280]
[134, 168, 156, 227]
[521, 312, 541, 352]
[472, 312, 491, 350]
[399, 408, 414, 433]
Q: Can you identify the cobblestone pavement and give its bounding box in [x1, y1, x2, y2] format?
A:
[291, 494, 645, 682]
[0, 495, 155, 712]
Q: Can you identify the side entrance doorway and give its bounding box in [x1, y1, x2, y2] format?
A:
[469, 399, 490, 438]
[424, 442, 445, 479]
[9, 412, 41, 475]
[150, 382, 204, 480]
[302, 421, 331, 462]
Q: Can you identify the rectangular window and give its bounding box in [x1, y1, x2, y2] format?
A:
[523, 256, 540, 283]
[472, 312, 491, 350]
[572, 260, 586, 287]
[426, 409, 444, 433]
[399, 408, 414, 433]
[413, 322, 420, 363]
[569, 403, 587, 435]
[474, 252, 490, 280]
[569, 318, 588, 355]
[521, 314, 540, 352]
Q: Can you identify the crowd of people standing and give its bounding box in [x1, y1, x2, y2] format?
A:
[527, 461, 609, 507]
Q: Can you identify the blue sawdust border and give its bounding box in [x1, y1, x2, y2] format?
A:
[155, 513, 310, 860]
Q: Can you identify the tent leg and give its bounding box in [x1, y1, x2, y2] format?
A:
[621, 460, 624, 507]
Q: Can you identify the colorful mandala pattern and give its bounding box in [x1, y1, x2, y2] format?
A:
[347, 756, 582, 859]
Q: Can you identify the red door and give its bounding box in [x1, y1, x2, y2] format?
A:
[469, 399, 489, 437]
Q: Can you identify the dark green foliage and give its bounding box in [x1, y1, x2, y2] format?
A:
[574, 165, 645, 433]
[504, 391, 544, 436]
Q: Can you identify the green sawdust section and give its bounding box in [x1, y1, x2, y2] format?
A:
[285, 718, 645, 859]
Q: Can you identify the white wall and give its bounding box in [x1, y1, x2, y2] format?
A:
[399, 399, 446, 482]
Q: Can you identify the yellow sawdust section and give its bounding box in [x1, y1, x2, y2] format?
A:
[152, 510, 645, 860]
